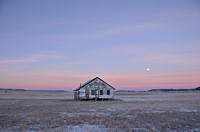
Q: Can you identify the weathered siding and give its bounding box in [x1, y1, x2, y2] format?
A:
[74, 77, 115, 100]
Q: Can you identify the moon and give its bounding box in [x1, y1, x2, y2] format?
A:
[147, 68, 150, 71]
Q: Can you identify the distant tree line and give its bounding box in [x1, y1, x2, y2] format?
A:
[148, 86, 200, 92]
[0, 88, 25, 91]
[115, 86, 200, 92]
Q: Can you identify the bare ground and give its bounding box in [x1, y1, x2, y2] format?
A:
[0, 90, 200, 131]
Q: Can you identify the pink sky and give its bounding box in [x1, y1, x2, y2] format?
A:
[0, 1, 200, 90]
[0, 69, 199, 90]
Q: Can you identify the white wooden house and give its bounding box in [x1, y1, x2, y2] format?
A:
[74, 77, 115, 100]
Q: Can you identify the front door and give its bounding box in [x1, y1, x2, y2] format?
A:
[85, 89, 89, 99]
[95, 89, 99, 99]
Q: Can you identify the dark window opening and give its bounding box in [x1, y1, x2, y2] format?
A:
[107, 90, 110, 95]
[91, 90, 95, 95]
[100, 90, 103, 95]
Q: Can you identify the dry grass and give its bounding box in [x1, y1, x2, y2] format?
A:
[0, 90, 200, 131]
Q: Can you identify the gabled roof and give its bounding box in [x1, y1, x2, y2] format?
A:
[74, 77, 115, 91]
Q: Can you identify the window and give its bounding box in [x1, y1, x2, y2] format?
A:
[107, 90, 110, 95]
[91, 90, 95, 95]
[100, 90, 103, 95]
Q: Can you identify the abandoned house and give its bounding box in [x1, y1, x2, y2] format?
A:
[74, 77, 115, 100]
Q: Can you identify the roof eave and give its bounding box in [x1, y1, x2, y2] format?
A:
[74, 77, 116, 91]
[74, 87, 81, 91]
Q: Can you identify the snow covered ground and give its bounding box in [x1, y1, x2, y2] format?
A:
[1, 91, 200, 131]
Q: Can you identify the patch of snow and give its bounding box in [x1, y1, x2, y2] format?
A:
[117, 97, 145, 101]
[27, 125, 41, 131]
[125, 115, 134, 118]
[130, 128, 147, 131]
[68, 113, 76, 117]
[121, 98, 134, 101]
[166, 128, 177, 132]
[64, 120, 67, 123]
[138, 109, 166, 114]
[193, 109, 198, 112]
[60, 112, 67, 115]
[88, 109, 96, 112]
[180, 108, 198, 113]
[189, 128, 200, 132]
[60, 112, 77, 117]
[107, 108, 115, 111]
[96, 112, 110, 117]
[151, 110, 165, 113]
[54, 123, 107, 132]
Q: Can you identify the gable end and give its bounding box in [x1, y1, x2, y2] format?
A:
[74, 77, 115, 91]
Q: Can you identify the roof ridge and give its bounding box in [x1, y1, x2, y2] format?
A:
[74, 77, 115, 91]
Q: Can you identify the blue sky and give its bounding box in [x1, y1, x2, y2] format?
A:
[0, 0, 200, 90]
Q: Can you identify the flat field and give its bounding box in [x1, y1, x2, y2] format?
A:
[0, 90, 200, 131]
